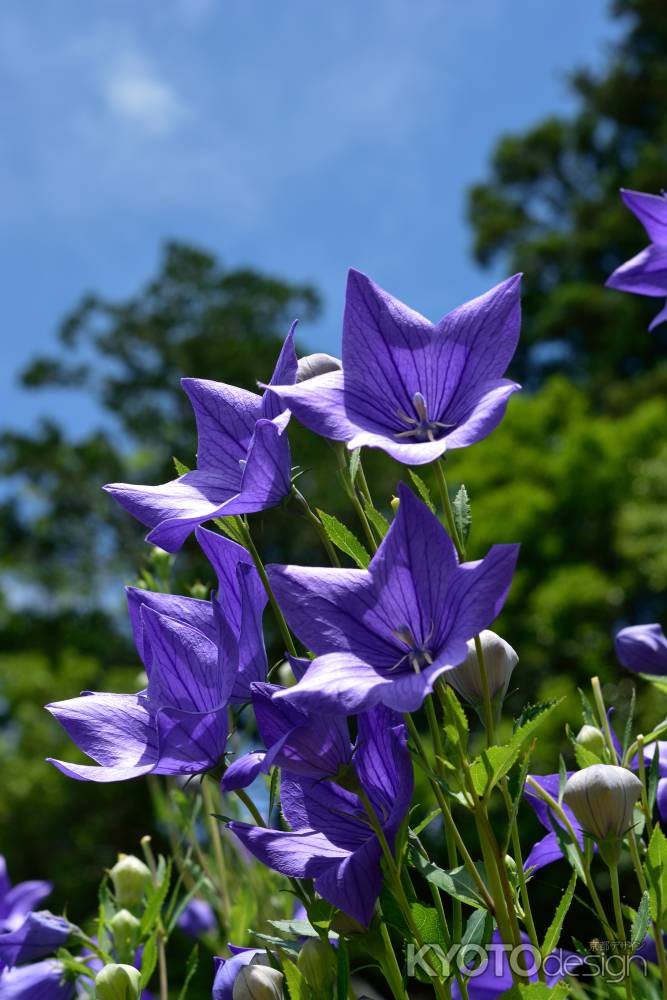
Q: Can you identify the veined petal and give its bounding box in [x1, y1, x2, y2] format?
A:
[0, 912, 71, 968]
[442, 379, 521, 451]
[226, 824, 349, 879]
[354, 709, 412, 831]
[154, 705, 227, 774]
[234, 412, 292, 512]
[620, 188, 667, 244]
[261, 321, 299, 418]
[181, 378, 262, 475]
[0, 882, 52, 932]
[649, 300, 667, 331]
[220, 752, 266, 792]
[314, 838, 383, 927]
[261, 370, 358, 442]
[523, 832, 564, 873]
[274, 653, 393, 715]
[143, 607, 224, 712]
[0, 958, 75, 999]
[230, 565, 268, 702]
[126, 587, 215, 672]
[46, 692, 158, 772]
[195, 527, 266, 635]
[606, 243, 667, 297]
[615, 623, 667, 676]
[346, 427, 449, 466]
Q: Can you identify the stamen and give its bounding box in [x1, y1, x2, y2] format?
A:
[395, 391, 455, 443]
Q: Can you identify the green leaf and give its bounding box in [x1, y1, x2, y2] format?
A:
[362, 498, 390, 539]
[409, 850, 487, 909]
[173, 456, 190, 476]
[316, 509, 370, 568]
[461, 907, 492, 950]
[500, 985, 570, 999]
[139, 932, 158, 989]
[212, 515, 246, 545]
[140, 861, 172, 936]
[268, 918, 321, 939]
[411, 809, 441, 838]
[410, 903, 447, 948]
[348, 447, 361, 485]
[622, 685, 636, 759]
[176, 945, 200, 1000]
[573, 743, 604, 769]
[336, 936, 350, 1000]
[630, 891, 651, 953]
[282, 955, 313, 999]
[469, 700, 562, 797]
[541, 869, 577, 958]
[452, 484, 471, 546]
[408, 471, 435, 513]
[648, 743, 661, 813]
[578, 688, 596, 727]
[646, 825, 667, 922]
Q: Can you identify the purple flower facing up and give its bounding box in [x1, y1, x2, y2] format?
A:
[267, 484, 519, 715]
[606, 189, 667, 331]
[46, 603, 237, 782]
[615, 623, 667, 676]
[104, 325, 299, 552]
[265, 269, 522, 465]
[228, 707, 413, 926]
[127, 526, 268, 703]
[0, 959, 75, 1000]
[221, 666, 351, 792]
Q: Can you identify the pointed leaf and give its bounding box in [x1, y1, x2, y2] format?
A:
[316, 509, 370, 568]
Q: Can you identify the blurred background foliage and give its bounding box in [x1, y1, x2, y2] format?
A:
[1, 0, 667, 981]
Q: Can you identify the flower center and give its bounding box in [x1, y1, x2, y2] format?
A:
[395, 392, 453, 443]
[390, 624, 434, 673]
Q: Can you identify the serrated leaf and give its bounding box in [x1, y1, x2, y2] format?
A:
[461, 907, 492, 950]
[469, 700, 562, 797]
[363, 498, 390, 539]
[348, 447, 361, 485]
[410, 903, 447, 948]
[541, 870, 577, 958]
[213, 515, 246, 545]
[631, 891, 651, 952]
[647, 825, 667, 922]
[574, 743, 604, 769]
[500, 985, 570, 999]
[282, 955, 313, 999]
[452, 484, 471, 546]
[177, 945, 200, 1000]
[173, 456, 191, 476]
[268, 918, 321, 939]
[316, 509, 370, 568]
[140, 861, 171, 936]
[578, 688, 596, 726]
[409, 850, 487, 909]
[139, 932, 158, 989]
[408, 471, 435, 513]
[623, 686, 636, 759]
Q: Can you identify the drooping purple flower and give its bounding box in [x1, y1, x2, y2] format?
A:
[0, 858, 52, 935]
[211, 948, 265, 1000]
[104, 325, 298, 552]
[606, 189, 667, 330]
[0, 912, 71, 969]
[221, 672, 351, 792]
[228, 707, 413, 926]
[46, 605, 236, 782]
[451, 930, 585, 998]
[615, 623, 667, 676]
[0, 959, 74, 999]
[127, 525, 267, 702]
[267, 484, 519, 715]
[177, 899, 216, 939]
[522, 773, 586, 873]
[265, 269, 521, 465]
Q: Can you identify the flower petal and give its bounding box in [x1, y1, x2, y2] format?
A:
[181, 378, 262, 475]
[154, 706, 227, 774]
[620, 188, 667, 244]
[143, 607, 227, 712]
[261, 321, 298, 418]
[226, 824, 349, 879]
[127, 587, 216, 671]
[615, 623, 667, 676]
[220, 752, 267, 792]
[0, 912, 71, 968]
[314, 838, 383, 927]
[46, 693, 158, 775]
[441, 379, 521, 451]
[274, 653, 392, 715]
[259, 370, 358, 442]
[195, 528, 266, 635]
[606, 243, 667, 297]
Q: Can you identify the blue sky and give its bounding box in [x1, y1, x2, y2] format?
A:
[3, 0, 616, 434]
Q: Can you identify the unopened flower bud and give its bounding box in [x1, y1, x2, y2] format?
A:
[446, 631, 518, 708]
[95, 963, 141, 1000]
[576, 725, 606, 758]
[109, 909, 140, 962]
[504, 854, 518, 883]
[563, 765, 642, 844]
[296, 353, 342, 383]
[390, 496, 400, 513]
[297, 937, 335, 992]
[109, 855, 151, 907]
[233, 965, 284, 1000]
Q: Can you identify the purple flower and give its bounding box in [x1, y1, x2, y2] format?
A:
[606, 189, 667, 330]
[0, 959, 74, 999]
[0, 912, 71, 969]
[0, 858, 52, 934]
[221, 672, 351, 792]
[615, 623, 667, 676]
[104, 325, 298, 552]
[267, 484, 519, 714]
[523, 773, 586, 873]
[451, 930, 584, 998]
[128, 525, 267, 702]
[46, 605, 236, 782]
[228, 707, 413, 926]
[265, 269, 521, 465]
[212, 948, 264, 1000]
[177, 899, 216, 939]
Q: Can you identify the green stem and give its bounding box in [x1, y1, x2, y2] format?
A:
[203, 777, 231, 917]
[235, 517, 298, 656]
[291, 487, 341, 567]
[234, 788, 266, 827]
[377, 911, 409, 1000]
[473, 634, 496, 747]
[499, 781, 544, 981]
[591, 676, 617, 761]
[434, 460, 465, 560]
[335, 447, 379, 553]
[609, 863, 633, 1000]
[141, 836, 169, 1000]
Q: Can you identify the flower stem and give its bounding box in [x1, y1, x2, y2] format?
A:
[609, 862, 633, 1000]
[141, 836, 169, 1000]
[234, 787, 266, 827]
[291, 487, 341, 567]
[234, 516, 298, 657]
[472, 634, 496, 748]
[335, 447, 379, 553]
[203, 777, 231, 917]
[377, 908, 409, 1000]
[434, 460, 465, 560]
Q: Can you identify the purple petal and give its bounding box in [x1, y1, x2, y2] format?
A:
[346, 427, 449, 466]
[280, 776, 368, 852]
[315, 838, 383, 927]
[606, 243, 667, 297]
[181, 378, 262, 475]
[354, 709, 412, 832]
[259, 370, 357, 442]
[176, 899, 216, 938]
[274, 653, 392, 715]
[226, 824, 349, 878]
[620, 188, 667, 244]
[523, 831, 564, 873]
[0, 883, 52, 933]
[0, 859, 9, 904]
[261, 321, 298, 418]
[0, 959, 75, 999]
[229, 566, 268, 702]
[195, 528, 266, 635]
[649, 300, 667, 331]
[615, 623, 667, 676]
[220, 752, 266, 792]
[0, 912, 71, 968]
[657, 778, 667, 822]
[441, 379, 521, 451]
[212, 949, 263, 1000]
[154, 706, 227, 774]
[46, 692, 158, 780]
[127, 588, 215, 671]
[142, 608, 227, 713]
[235, 411, 292, 511]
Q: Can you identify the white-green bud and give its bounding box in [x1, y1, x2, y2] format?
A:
[297, 937, 335, 992]
[576, 725, 606, 758]
[296, 353, 341, 383]
[109, 909, 140, 962]
[95, 963, 141, 1000]
[109, 855, 152, 907]
[232, 965, 284, 1000]
[446, 631, 518, 708]
[563, 765, 642, 842]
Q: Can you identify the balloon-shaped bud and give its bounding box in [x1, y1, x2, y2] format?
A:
[109, 909, 140, 962]
[296, 353, 341, 383]
[297, 937, 335, 992]
[446, 631, 518, 708]
[576, 725, 606, 758]
[563, 765, 642, 845]
[109, 855, 152, 907]
[233, 965, 284, 1000]
[95, 963, 141, 1000]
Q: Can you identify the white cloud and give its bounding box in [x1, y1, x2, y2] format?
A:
[104, 54, 185, 136]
